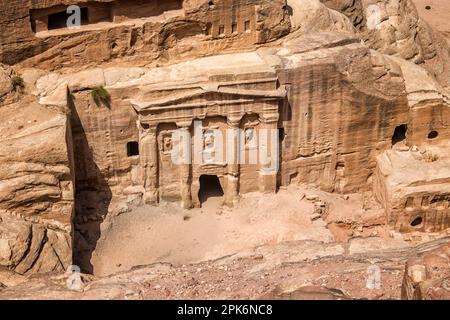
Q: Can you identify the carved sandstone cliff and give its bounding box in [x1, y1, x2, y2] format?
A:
[0, 0, 448, 279]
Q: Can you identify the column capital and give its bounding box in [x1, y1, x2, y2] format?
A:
[259, 113, 279, 124]
[175, 119, 193, 128]
[138, 121, 157, 133]
[227, 115, 243, 128]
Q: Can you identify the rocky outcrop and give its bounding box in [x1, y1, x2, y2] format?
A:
[0, 96, 74, 275]
[0, 215, 71, 275]
[0, 64, 13, 100]
[1, 0, 291, 70]
[319, 0, 450, 89]
[286, 0, 356, 34]
[402, 241, 450, 299]
[374, 146, 450, 233]
[0, 0, 448, 285]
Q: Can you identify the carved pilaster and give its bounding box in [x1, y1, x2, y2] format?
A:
[224, 117, 242, 207]
[178, 126, 193, 209]
[139, 123, 159, 204]
[258, 112, 279, 193]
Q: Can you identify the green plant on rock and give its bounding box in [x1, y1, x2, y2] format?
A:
[91, 86, 111, 106]
[11, 75, 24, 92]
[424, 152, 439, 162]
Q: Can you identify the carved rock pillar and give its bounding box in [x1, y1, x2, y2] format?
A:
[224, 118, 241, 207]
[259, 113, 279, 193]
[178, 125, 193, 209]
[140, 124, 159, 204]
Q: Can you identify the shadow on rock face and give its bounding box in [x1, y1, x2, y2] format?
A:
[68, 94, 112, 274]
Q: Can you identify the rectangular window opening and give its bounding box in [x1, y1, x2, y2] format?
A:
[218, 25, 225, 35]
[48, 7, 89, 30]
[244, 20, 251, 32]
[231, 22, 237, 33]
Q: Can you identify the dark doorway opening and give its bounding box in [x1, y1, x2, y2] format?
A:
[127, 141, 139, 156]
[48, 7, 89, 30]
[198, 175, 224, 204]
[278, 127, 285, 143]
[392, 124, 407, 145]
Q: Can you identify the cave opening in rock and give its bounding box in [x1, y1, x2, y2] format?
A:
[410, 216, 423, 227]
[198, 175, 224, 204]
[428, 130, 439, 139]
[48, 7, 89, 30]
[392, 124, 407, 145]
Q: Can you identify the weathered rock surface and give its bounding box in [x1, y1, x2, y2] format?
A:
[0, 237, 448, 300]
[320, 0, 450, 88]
[0, 97, 74, 274]
[374, 145, 450, 233]
[411, 0, 450, 43]
[259, 285, 351, 300]
[0, 0, 291, 70]
[0, 0, 448, 298]
[402, 241, 450, 299]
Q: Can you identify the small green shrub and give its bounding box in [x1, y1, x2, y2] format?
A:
[424, 152, 439, 162]
[11, 75, 24, 92]
[91, 86, 111, 105]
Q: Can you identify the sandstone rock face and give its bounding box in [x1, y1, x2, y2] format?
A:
[0, 98, 74, 274]
[319, 0, 450, 88]
[402, 241, 450, 299]
[276, 33, 409, 193]
[374, 147, 450, 233]
[0, 64, 13, 99]
[411, 0, 450, 44]
[0, 215, 71, 275]
[0, 0, 448, 282]
[287, 0, 356, 34]
[25, 32, 413, 226]
[0, 0, 290, 70]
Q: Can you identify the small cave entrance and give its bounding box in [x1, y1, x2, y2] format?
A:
[392, 124, 407, 146]
[48, 7, 89, 30]
[410, 216, 423, 227]
[198, 175, 224, 204]
[428, 130, 439, 140]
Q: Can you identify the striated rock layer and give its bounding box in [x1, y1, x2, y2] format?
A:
[0, 92, 74, 275]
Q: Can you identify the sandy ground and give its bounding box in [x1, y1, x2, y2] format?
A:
[91, 187, 335, 276]
[3, 183, 449, 299]
[5, 236, 450, 300]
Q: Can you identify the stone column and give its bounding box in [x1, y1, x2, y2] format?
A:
[259, 112, 279, 193]
[178, 125, 193, 209]
[140, 123, 159, 204]
[224, 117, 241, 207]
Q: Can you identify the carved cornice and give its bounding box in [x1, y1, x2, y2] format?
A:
[131, 86, 287, 112]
